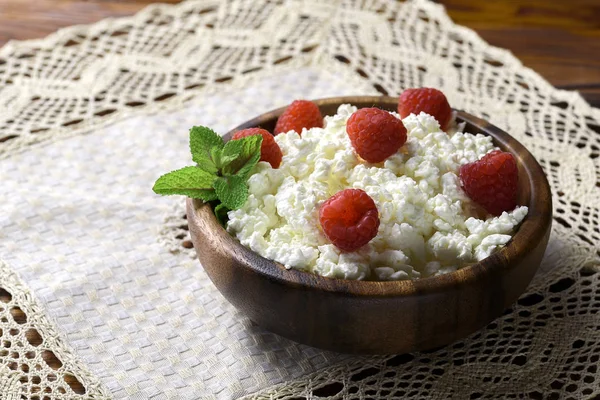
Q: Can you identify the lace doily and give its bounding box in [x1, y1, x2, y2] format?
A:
[0, 260, 109, 399]
[1, 0, 600, 398]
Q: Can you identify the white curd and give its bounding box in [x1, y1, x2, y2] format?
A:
[226, 105, 528, 281]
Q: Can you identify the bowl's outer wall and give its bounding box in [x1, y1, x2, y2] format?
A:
[187, 96, 552, 354]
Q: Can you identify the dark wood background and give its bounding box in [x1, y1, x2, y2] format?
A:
[0, 0, 598, 106]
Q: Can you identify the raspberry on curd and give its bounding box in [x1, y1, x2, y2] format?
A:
[226, 105, 528, 281]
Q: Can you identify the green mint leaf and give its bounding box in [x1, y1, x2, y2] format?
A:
[153, 166, 217, 200]
[222, 135, 263, 179]
[210, 147, 223, 168]
[197, 159, 218, 175]
[214, 175, 249, 210]
[219, 139, 245, 167]
[195, 189, 219, 202]
[214, 203, 230, 226]
[190, 126, 224, 173]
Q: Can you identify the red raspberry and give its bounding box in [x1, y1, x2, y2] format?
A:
[319, 189, 380, 252]
[459, 150, 519, 216]
[274, 100, 323, 135]
[398, 88, 452, 130]
[232, 128, 283, 168]
[346, 108, 407, 163]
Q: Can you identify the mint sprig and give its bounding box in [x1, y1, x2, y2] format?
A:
[214, 175, 248, 209]
[153, 166, 218, 200]
[153, 126, 263, 222]
[222, 135, 263, 179]
[190, 126, 224, 174]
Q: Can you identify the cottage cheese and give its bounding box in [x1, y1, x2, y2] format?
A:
[227, 105, 528, 280]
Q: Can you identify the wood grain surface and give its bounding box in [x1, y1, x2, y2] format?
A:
[0, 0, 598, 106]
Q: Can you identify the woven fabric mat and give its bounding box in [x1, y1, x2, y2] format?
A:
[1, 0, 600, 399]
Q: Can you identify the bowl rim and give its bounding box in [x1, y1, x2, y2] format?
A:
[190, 95, 553, 297]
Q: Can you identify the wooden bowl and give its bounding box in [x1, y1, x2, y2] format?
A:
[187, 96, 552, 355]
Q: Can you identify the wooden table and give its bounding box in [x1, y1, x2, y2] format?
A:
[0, 0, 598, 107]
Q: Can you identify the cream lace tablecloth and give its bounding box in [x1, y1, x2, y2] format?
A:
[1, 0, 600, 399]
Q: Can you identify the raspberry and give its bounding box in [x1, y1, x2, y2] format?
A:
[346, 108, 407, 163]
[274, 100, 323, 135]
[398, 88, 452, 130]
[459, 150, 519, 216]
[232, 128, 283, 168]
[319, 189, 380, 252]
